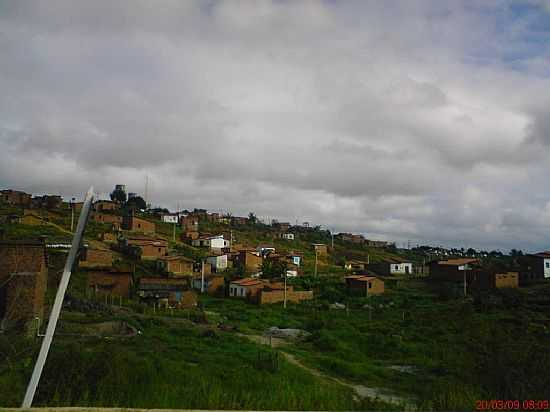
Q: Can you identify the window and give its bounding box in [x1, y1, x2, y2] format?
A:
[368, 282, 372, 289]
[546, 262, 550, 269]
[395, 265, 399, 271]
[158, 248, 161, 253]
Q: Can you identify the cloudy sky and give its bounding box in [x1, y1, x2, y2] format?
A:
[1, 0, 550, 251]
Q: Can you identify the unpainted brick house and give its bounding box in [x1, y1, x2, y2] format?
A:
[87, 269, 133, 298]
[345, 275, 385, 296]
[0, 240, 48, 328]
[122, 215, 156, 234]
[79, 247, 113, 268]
[156, 255, 195, 277]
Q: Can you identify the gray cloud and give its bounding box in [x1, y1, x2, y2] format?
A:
[1, 0, 550, 251]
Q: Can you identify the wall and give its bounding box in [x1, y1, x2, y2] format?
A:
[87, 271, 132, 298]
[258, 289, 313, 305]
[80, 249, 113, 268]
[0, 242, 48, 324]
[495, 272, 519, 289]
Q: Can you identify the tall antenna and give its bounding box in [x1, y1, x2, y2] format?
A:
[144, 175, 149, 208]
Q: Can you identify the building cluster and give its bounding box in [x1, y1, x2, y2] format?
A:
[2, 185, 550, 331]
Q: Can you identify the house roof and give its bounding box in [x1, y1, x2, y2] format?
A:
[437, 258, 479, 266]
[230, 278, 263, 287]
[530, 251, 550, 259]
[345, 275, 378, 282]
[380, 257, 411, 264]
[159, 255, 194, 263]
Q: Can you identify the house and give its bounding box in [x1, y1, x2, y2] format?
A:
[137, 277, 197, 308]
[206, 254, 228, 272]
[287, 252, 303, 267]
[229, 278, 264, 299]
[429, 258, 480, 282]
[345, 275, 385, 296]
[281, 233, 295, 240]
[368, 258, 413, 276]
[121, 236, 168, 260]
[122, 215, 156, 234]
[87, 269, 133, 298]
[182, 230, 200, 241]
[272, 221, 291, 232]
[91, 212, 123, 225]
[365, 240, 393, 248]
[521, 252, 550, 283]
[234, 250, 263, 273]
[257, 244, 276, 257]
[180, 215, 199, 231]
[31, 195, 63, 210]
[493, 272, 519, 289]
[161, 214, 179, 224]
[192, 235, 229, 250]
[93, 200, 120, 212]
[231, 216, 249, 226]
[0, 189, 32, 207]
[344, 260, 369, 272]
[191, 274, 225, 296]
[312, 243, 328, 258]
[0, 240, 48, 328]
[156, 255, 194, 277]
[79, 247, 113, 268]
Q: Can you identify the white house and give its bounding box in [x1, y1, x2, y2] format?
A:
[161, 214, 179, 224]
[207, 254, 228, 272]
[257, 245, 275, 256]
[192, 235, 229, 250]
[282, 233, 295, 240]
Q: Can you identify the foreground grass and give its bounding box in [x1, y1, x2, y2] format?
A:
[0, 316, 390, 410]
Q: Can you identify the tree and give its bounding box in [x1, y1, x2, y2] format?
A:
[261, 259, 288, 279]
[110, 187, 127, 203]
[126, 196, 146, 210]
[248, 212, 257, 225]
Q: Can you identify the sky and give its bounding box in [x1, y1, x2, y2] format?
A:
[1, 0, 550, 251]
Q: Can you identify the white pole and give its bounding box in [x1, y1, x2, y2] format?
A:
[22, 187, 94, 408]
[201, 260, 205, 293]
[284, 271, 287, 309]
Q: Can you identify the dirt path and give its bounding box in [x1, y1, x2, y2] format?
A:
[239, 333, 415, 408]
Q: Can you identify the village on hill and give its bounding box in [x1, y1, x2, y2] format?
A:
[1, 185, 550, 410]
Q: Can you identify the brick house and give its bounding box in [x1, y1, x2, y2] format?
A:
[229, 278, 264, 299]
[344, 260, 369, 272]
[429, 258, 480, 282]
[93, 200, 120, 212]
[87, 269, 133, 298]
[121, 236, 168, 260]
[234, 250, 263, 274]
[91, 212, 123, 225]
[31, 195, 63, 210]
[521, 252, 550, 283]
[191, 274, 225, 296]
[231, 216, 249, 226]
[345, 275, 384, 296]
[156, 255, 195, 277]
[0, 240, 48, 328]
[79, 247, 113, 268]
[312, 243, 328, 258]
[180, 215, 199, 231]
[122, 215, 156, 234]
[137, 277, 197, 308]
[0, 189, 32, 207]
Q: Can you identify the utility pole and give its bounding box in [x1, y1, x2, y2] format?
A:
[463, 264, 467, 297]
[314, 250, 318, 277]
[331, 230, 334, 249]
[283, 270, 287, 309]
[70, 197, 76, 232]
[172, 222, 176, 242]
[201, 260, 205, 293]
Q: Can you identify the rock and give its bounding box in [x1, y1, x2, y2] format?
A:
[329, 302, 346, 310]
[264, 326, 310, 340]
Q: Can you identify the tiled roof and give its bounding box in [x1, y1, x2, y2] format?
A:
[437, 258, 479, 266]
[230, 278, 263, 286]
[345, 275, 377, 282]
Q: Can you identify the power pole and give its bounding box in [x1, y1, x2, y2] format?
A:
[314, 250, 318, 277]
[463, 265, 467, 297]
[283, 271, 287, 309]
[172, 222, 176, 242]
[70, 198, 75, 232]
[201, 260, 205, 293]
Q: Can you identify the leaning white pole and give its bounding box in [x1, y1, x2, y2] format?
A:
[21, 187, 95, 408]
